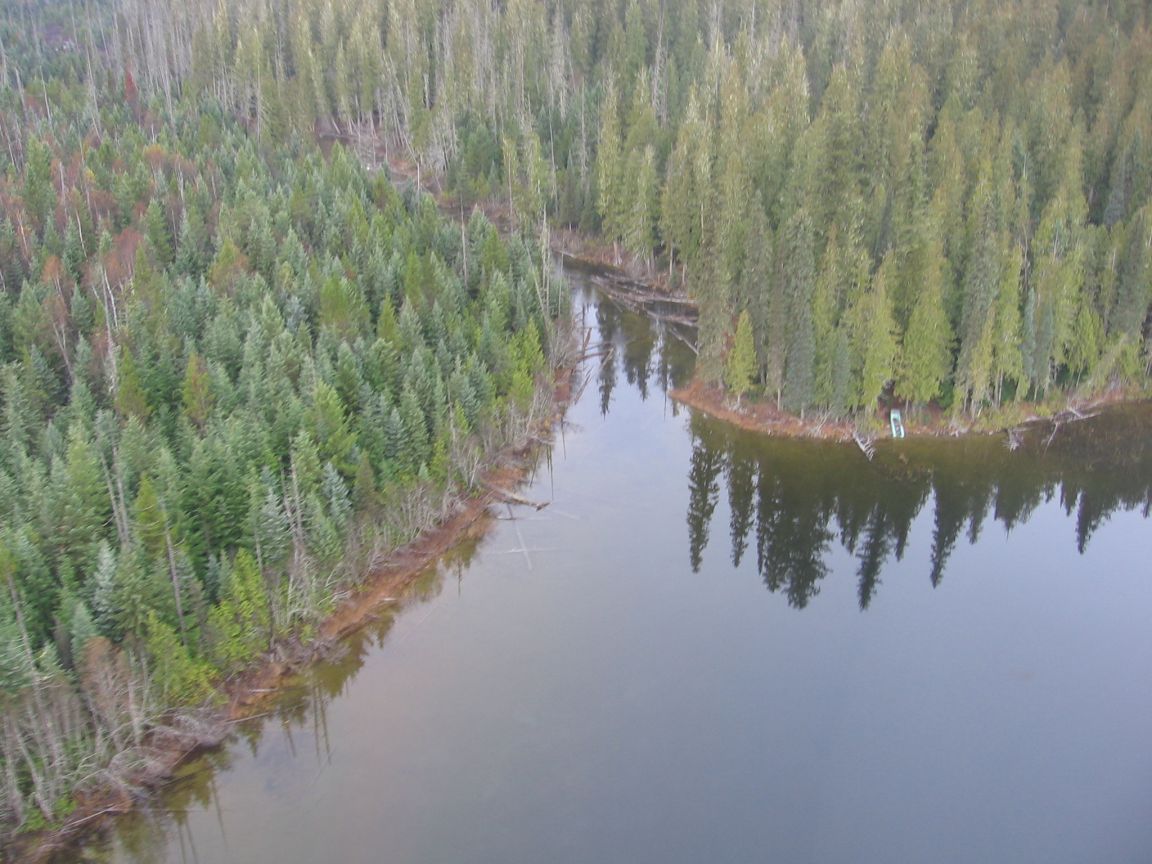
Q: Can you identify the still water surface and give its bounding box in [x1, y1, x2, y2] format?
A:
[93, 275, 1152, 864]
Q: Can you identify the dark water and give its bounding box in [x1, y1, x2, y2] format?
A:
[88, 276, 1152, 864]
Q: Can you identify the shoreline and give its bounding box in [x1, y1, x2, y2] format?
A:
[386, 153, 1144, 443]
[670, 379, 1145, 444]
[22, 143, 1144, 860]
[15, 369, 575, 864]
[11, 144, 582, 864]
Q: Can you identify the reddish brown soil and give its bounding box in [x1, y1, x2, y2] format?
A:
[671, 380, 857, 441]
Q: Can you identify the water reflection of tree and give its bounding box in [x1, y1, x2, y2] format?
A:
[686, 440, 723, 572]
[654, 323, 696, 394]
[927, 464, 989, 587]
[619, 306, 655, 401]
[594, 294, 695, 414]
[1055, 408, 1152, 553]
[686, 405, 1152, 609]
[692, 419, 837, 607]
[755, 471, 831, 609]
[596, 299, 618, 416]
[725, 453, 755, 567]
[98, 747, 236, 864]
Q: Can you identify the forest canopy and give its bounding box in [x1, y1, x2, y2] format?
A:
[2, 0, 1152, 843]
[88, 0, 1152, 416]
[0, 0, 566, 837]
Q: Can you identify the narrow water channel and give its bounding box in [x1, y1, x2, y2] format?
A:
[87, 273, 1152, 864]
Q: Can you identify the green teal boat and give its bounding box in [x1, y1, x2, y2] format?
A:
[890, 409, 906, 439]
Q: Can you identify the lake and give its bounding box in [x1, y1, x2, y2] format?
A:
[85, 273, 1152, 864]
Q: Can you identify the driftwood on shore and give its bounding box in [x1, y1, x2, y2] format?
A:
[853, 431, 876, 460]
[1004, 404, 1105, 452]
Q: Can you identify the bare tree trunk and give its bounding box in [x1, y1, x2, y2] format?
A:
[163, 516, 187, 648]
[3, 572, 69, 814]
[1, 716, 26, 826]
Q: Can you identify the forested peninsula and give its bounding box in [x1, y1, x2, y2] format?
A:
[3, 0, 1152, 852]
[113, 0, 1152, 421]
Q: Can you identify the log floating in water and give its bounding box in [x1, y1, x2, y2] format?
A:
[588, 274, 701, 328]
[485, 485, 550, 510]
[592, 282, 698, 309]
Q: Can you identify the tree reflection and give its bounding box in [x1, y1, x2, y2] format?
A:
[756, 471, 831, 609]
[596, 299, 619, 416]
[619, 306, 655, 401]
[725, 451, 755, 567]
[685, 403, 1152, 609]
[686, 438, 723, 572]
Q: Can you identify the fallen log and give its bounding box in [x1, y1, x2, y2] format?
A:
[485, 485, 550, 510]
[852, 431, 876, 461]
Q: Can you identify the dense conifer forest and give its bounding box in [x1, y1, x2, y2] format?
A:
[2, 0, 1152, 845]
[0, 0, 566, 840]
[107, 0, 1152, 417]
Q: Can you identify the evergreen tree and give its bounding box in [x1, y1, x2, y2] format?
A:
[624, 145, 658, 267]
[724, 310, 757, 404]
[776, 209, 816, 410]
[144, 611, 214, 705]
[897, 230, 954, 409]
[849, 264, 899, 413]
[596, 80, 625, 244]
[181, 351, 214, 430]
[954, 159, 1003, 413]
[23, 140, 55, 239]
[208, 549, 271, 669]
[990, 243, 1025, 405]
[661, 88, 709, 274]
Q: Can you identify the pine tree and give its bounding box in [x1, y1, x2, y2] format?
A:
[741, 200, 774, 386]
[715, 66, 752, 285]
[115, 349, 152, 421]
[812, 226, 869, 412]
[181, 351, 214, 430]
[724, 310, 757, 404]
[145, 199, 173, 268]
[660, 87, 708, 273]
[782, 305, 816, 416]
[990, 243, 1025, 405]
[954, 158, 1002, 413]
[23, 140, 55, 239]
[53, 424, 111, 579]
[596, 80, 625, 243]
[133, 474, 167, 561]
[309, 380, 357, 476]
[694, 236, 732, 385]
[776, 209, 816, 410]
[208, 549, 271, 669]
[897, 231, 954, 409]
[624, 145, 658, 267]
[144, 611, 214, 705]
[849, 264, 899, 412]
[1110, 207, 1152, 342]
